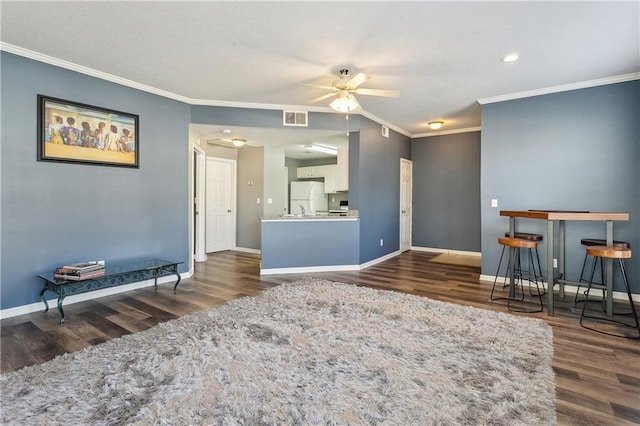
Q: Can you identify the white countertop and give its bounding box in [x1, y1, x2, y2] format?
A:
[261, 211, 358, 222]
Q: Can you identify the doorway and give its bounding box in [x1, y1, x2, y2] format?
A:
[400, 158, 413, 252]
[206, 157, 237, 253]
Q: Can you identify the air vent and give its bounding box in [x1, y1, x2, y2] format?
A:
[283, 111, 308, 127]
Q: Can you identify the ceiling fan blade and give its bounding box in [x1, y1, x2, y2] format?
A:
[300, 83, 336, 91]
[344, 73, 370, 89]
[354, 88, 401, 98]
[308, 92, 338, 104]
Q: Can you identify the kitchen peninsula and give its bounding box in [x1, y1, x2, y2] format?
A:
[260, 212, 359, 274]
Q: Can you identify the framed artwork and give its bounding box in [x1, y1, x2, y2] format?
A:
[37, 95, 139, 168]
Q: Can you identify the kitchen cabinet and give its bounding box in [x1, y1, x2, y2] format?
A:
[297, 166, 326, 179]
[323, 165, 337, 194]
[336, 146, 349, 191]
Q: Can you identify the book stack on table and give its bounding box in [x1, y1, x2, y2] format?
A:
[54, 262, 105, 281]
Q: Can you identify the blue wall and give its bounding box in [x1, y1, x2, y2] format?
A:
[352, 118, 412, 263]
[412, 131, 481, 251]
[1, 52, 191, 310]
[481, 80, 639, 292]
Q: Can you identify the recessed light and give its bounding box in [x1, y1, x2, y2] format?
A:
[501, 53, 519, 63]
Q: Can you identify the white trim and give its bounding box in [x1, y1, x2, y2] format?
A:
[477, 72, 640, 105]
[411, 246, 482, 257]
[359, 110, 412, 137]
[261, 217, 358, 222]
[413, 127, 482, 138]
[0, 272, 191, 320]
[234, 247, 261, 254]
[359, 250, 402, 270]
[0, 43, 193, 105]
[399, 158, 412, 253]
[259, 250, 402, 275]
[479, 274, 640, 303]
[193, 144, 207, 263]
[260, 264, 360, 275]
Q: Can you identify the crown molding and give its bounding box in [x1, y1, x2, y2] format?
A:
[0, 42, 194, 104]
[413, 127, 482, 138]
[2, 42, 416, 135]
[359, 110, 412, 137]
[477, 72, 640, 105]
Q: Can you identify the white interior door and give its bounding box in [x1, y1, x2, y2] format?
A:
[206, 157, 236, 253]
[400, 158, 413, 252]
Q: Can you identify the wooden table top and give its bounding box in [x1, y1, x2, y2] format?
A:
[500, 210, 629, 221]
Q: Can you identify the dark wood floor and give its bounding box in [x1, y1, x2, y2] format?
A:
[2, 250, 639, 425]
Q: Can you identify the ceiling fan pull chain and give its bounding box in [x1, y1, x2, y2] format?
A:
[346, 113, 350, 136]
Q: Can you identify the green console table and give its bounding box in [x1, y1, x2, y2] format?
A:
[38, 258, 183, 325]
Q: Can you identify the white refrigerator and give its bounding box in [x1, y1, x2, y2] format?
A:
[290, 181, 327, 215]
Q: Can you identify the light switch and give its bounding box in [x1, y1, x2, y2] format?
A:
[257, 197, 261, 204]
[267, 198, 273, 204]
[491, 199, 498, 208]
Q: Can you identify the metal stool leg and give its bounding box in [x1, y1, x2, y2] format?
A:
[580, 256, 640, 339]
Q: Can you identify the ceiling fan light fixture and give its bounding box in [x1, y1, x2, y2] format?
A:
[428, 121, 444, 130]
[231, 138, 246, 147]
[330, 93, 359, 113]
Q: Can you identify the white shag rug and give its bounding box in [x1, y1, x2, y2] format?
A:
[1, 279, 555, 425]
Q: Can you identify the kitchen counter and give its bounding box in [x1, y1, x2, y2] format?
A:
[261, 210, 358, 222]
[260, 213, 359, 274]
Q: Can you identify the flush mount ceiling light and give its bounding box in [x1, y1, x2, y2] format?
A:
[231, 138, 246, 147]
[428, 121, 444, 130]
[329, 90, 360, 113]
[305, 143, 338, 155]
[501, 53, 519, 63]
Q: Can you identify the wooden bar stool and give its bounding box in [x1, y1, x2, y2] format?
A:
[491, 237, 545, 313]
[579, 245, 640, 339]
[575, 238, 630, 305]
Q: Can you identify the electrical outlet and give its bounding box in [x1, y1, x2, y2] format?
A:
[553, 258, 558, 268]
[491, 199, 498, 208]
[380, 239, 384, 246]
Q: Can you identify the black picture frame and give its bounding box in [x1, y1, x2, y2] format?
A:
[37, 95, 139, 168]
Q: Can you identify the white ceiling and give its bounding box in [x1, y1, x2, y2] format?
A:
[1, 1, 638, 145]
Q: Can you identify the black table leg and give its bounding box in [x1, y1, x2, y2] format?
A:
[40, 287, 49, 314]
[173, 272, 182, 294]
[57, 296, 65, 325]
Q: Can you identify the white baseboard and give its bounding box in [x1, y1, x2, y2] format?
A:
[194, 254, 208, 263]
[234, 247, 261, 254]
[0, 271, 192, 320]
[412, 246, 481, 257]
[479, 274, 640, 303]
[359, 250, 402, 269]
[260, 251, 402, 275]
[260, 264, 360, 275]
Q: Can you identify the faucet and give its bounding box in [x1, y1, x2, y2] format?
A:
[299, 205, 305, 216]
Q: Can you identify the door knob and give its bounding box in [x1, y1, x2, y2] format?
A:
[227, 209, 232, 213]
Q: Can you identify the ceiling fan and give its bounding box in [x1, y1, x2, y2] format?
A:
[305, 69, 400, 112]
